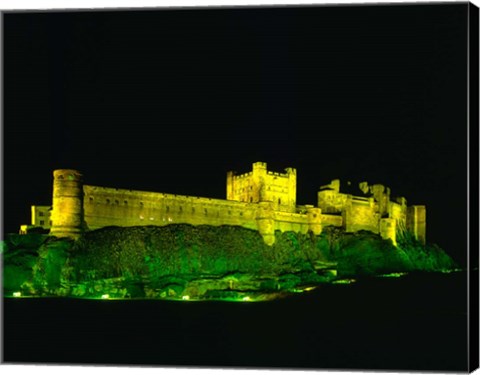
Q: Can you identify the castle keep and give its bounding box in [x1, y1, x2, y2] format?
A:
[24, 162, 426, 246]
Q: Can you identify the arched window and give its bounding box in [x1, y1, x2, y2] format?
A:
[278, 198, 281, 205]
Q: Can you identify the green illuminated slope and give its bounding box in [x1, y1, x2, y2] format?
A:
[2, 225, 457, 300]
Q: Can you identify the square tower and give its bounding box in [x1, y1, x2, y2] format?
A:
[226, 162, 296, 212]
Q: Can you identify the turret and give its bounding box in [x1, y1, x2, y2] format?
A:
[50, 169, 84, 239]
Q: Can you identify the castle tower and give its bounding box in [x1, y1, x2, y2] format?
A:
[226, 162, 296, 212]
[50, 169, 84, 239]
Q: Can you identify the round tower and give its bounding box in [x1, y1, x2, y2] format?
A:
[50, 169, 84, 239]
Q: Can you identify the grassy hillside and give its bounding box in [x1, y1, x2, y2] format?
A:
[2, 225, 457, 299]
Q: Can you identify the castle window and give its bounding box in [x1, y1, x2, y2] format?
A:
[89, 197, 94, 202]
[115, 200, 119, 205]
[204, 208, 208, 215]
[40, 220, 44, 226]
[179, 206, 183, 213]
[124, 200, 128, 205]
[140, 202, 144, 207]
[106, 199, 110, 204]
[49, 220, 52, 226]
[278, 198, 281, 205]
[240, 212, 243, 216]
[192, 208, 195, 214]
[250, 197, 253, 202]
[39, 212, 44, 217]
[166, 206, 170, 213]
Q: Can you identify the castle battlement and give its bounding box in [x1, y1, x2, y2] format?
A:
[22, 163, 426, 246]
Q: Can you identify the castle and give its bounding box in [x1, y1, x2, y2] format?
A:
[22, 162, 426, 246]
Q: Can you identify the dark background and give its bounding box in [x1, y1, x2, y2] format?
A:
[3, 3, 469, 265]
[3, 273, 469, 371]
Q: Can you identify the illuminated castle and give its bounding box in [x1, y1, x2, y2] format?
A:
[24, 162, 426, 246]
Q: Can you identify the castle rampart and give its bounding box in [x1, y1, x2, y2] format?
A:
[23, 162, 426, 247]
[84, 185, 259, 231]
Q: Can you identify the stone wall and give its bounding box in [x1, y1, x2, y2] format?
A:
[407, 205, 426, 244]
[317, 189, 349, 214]
[343, 198, 380, 234]
[388, 200, 408, 235]
[380, 218, 397, 245]
[273, 211, 310, 234]
[321, 214, 343, 228]
[83, 185, 258, 231]
[82, 185, 324, 245]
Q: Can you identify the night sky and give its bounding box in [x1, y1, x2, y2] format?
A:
[3, 3, 470, 264]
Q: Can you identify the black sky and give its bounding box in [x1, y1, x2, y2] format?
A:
[3, 3, 470, 264]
